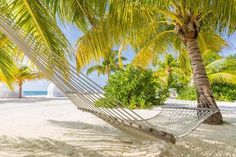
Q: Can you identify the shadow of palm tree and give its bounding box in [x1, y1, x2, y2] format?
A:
[0, 136, 108, 157]
[47, 120, 146, 145]
[0, 120, 165, 157]
[48, 120, 123, 135]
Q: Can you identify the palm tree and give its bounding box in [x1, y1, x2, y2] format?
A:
[155, 54, 189, 89]
[1, 31, 43, 98]
[86, 50, 126, 79]
[0, 0, 71, 75]
[160, 53, 236, 99]
[74, 1, 236, 124]
[14, 66, 42, 98]
[44, 0, 236, 123]
[157, 53, 236, 88]
[204, 52, 236, 85]
[180, 50, 236, 86]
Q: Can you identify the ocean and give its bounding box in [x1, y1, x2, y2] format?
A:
[23, 91, 48, 96]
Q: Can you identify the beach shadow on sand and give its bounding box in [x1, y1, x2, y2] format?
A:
[0, 118, 236, 157]
[0, 121, 166, 157]
[48, 120, 123, 135]
[47, 119, 155, 146]
[0, 136, 111, 157]
[0, 100, 235, 156]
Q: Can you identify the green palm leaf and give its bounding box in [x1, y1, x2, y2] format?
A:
[0, 49, 16, 89]
[1, 0, 71, 76]
[208, 73, 236, 85]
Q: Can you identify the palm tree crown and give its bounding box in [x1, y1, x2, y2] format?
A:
[155, 54, 189, 88]
[14, 66, 42, 98]
[86, 50, 127, 79]
[70, 0, 236, 124]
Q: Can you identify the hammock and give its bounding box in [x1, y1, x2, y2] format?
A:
[0, 13, 219, 144]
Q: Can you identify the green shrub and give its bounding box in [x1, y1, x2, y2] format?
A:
[212, 83, 236, 102]
[177, 86, 197, 100]
[177, 83, 236, 102]
[96, 65, 168, 109]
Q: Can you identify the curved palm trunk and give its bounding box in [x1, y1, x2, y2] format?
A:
[185, 38, 223, 124]
[167, 67, 172, 88]
[118, 44, 124, 68]
[106, 66, 111, 80]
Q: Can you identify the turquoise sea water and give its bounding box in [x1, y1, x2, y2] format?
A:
[23, 91, 48, 96]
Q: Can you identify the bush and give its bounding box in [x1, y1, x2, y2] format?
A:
[177, 86, 197, 100]
[96, 65, 168, 109]
[212, 83, 236, 102]
[177, 83, 236, 102]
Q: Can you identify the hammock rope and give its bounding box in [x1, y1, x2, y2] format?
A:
[0, 12, 220, 144]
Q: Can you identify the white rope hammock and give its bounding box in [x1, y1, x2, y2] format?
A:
[0, 12, 219, 144]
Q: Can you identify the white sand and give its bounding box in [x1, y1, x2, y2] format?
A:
[0, 98, 235, 157]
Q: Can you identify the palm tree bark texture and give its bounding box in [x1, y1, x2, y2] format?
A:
[18, 81, 23, 98]
[175, 16, 223, 124]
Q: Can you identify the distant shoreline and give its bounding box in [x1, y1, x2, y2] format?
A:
[23, 91, 48, 97]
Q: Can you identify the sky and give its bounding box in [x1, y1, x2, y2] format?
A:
[23, 23, 236, 91]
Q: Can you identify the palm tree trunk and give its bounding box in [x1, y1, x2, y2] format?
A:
[167, 68, 172, 88]
[18, 82, 23, 98]
[106, 66, 111, 80]
[185, 38, 223, 124]
[118, 44, 124, 68]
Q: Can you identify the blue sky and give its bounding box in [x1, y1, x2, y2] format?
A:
[23, 23, 236, 91]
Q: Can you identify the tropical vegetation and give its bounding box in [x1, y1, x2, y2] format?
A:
[0, 0, 236, 124]
[0, 0, 71, 76]
[0, 0, 70, 96]
[176, 52, 236, 101]
[51, 0, 236, 124]
[178, 84, 236, 102]
[14, 66, 42, 98]
[86, 50, 126, 79]
[0, 34, 42, 98]
[212, 83, 236, 102]
[96, 65, 168, 109]
[0, 49, 42, 98]
[0, 33, 17, 89]
[154, 54, 189, 90]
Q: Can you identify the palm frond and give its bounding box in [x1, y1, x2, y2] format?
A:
[0, 49, 17, 89]
[198, 28, 227, 54]
[1, 0, 71, 76]
[86, 65, 105, 76]
[15, 66, 42, 82]
[46, 0, 107, 32]
[132, 30, 174, 68]
[208, 73, 236, 85]
[206, 57, 236, 74]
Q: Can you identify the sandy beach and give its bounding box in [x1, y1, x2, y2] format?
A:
[0, 97, 235, 157]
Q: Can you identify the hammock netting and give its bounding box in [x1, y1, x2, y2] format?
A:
[0, 12, 219, 144]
